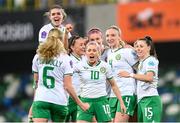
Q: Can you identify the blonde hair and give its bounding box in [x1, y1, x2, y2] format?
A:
[107, 25, 125, 48]
[48, 28, 63, 40]
[86, 41, 101, 58]
[108, 25, 122, 36]
[37, 36, 66, 62]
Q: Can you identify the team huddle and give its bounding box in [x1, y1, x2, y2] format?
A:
[28, 5, 162, 122]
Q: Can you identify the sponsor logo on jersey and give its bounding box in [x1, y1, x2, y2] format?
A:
[148, 61, 155, 66]
[41, 31, 47, 38]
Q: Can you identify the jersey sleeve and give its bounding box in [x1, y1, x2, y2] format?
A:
[32, 54, 39, 73]
[62, 55, 73, 75]
[38, 27, 48, 43]
[106, 63, 114, 80]
[73, 62, 81, 73]
[125, 48, 138, 66]
[145, 57, 159, 75]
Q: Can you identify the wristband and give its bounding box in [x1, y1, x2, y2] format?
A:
[129, 73, 134, 78]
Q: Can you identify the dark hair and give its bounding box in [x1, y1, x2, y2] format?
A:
[139, 36, 157, 58]
[68, 35, 81, 54]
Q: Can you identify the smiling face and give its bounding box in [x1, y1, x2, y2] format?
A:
[105, 28, 121, 49]
[134, 40, 150, 60]
[49, 8, 63, 27]
[71, 38, 85, 57]
[86, 42, 100, 65]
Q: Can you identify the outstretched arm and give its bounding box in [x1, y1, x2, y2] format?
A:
[63, 29, 69, 51]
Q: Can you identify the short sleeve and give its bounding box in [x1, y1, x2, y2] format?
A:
[62, 55, 73, 75]
[106, 63, 114, 80]
[125, 48, 138, 66]
[145, 57, 159, 74]
[32, 54, 39, 73]
[38, 27, 48, 43]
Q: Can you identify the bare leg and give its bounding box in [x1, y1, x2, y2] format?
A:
[92, 116, 97, 123]
[114, 112, 129, 122]
[129, 109, 137, 122]
[33, 118, 48, 123]
[77, 120, 89, 123]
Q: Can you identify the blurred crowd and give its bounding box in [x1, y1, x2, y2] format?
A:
[0, 73, 33, 122]
[0, 0, 166, 11]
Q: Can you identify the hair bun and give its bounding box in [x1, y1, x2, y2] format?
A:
[145, 36, 152, 41]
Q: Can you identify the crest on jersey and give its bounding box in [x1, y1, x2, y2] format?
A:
[41, 31, 47, 38]
[115, 54, 121, 60]
[100, 67, 106, 73]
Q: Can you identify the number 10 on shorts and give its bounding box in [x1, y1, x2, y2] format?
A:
[103, 104, 110, 114]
